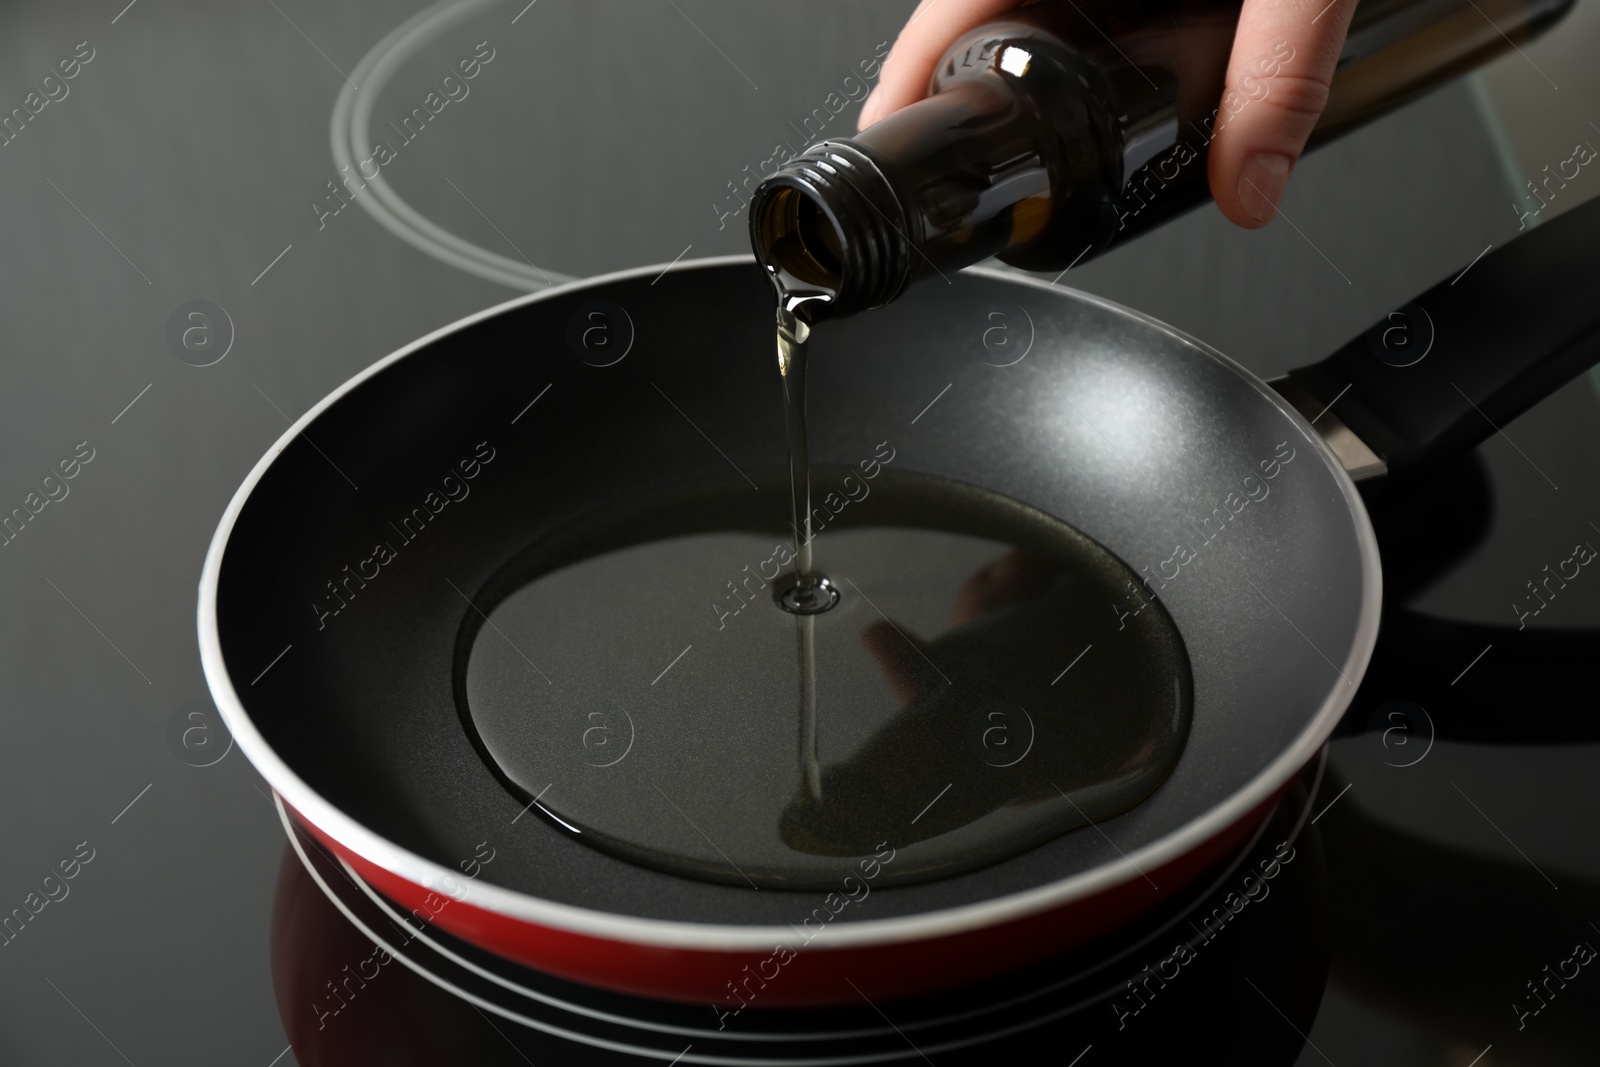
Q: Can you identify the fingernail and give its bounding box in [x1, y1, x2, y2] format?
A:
[1238, 153, 1291, 223]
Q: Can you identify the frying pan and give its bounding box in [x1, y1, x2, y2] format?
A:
[200, 195, 1600, 1008]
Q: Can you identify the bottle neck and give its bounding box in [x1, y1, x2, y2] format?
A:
[749, 141, 914, 319]
[751, 39, 1116, 319]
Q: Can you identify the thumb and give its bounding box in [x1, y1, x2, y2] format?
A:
[857, 0, 1023, 130]
[1208, 0, 1356, 227]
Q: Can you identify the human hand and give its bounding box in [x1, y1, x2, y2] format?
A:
[857, 0, 1357, 227]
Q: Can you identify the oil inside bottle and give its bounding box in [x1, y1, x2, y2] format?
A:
[460, 469, 1193, 890]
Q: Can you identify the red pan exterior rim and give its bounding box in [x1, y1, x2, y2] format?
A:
[288, 778, 1295, 1005]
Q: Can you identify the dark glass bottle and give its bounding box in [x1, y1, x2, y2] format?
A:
[750, 0, 1572, 319]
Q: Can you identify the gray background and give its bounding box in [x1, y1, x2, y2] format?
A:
[0, 1, 1596, 1064]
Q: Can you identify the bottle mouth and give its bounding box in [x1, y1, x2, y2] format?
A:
[749, 142, 911, 319]
[755, 186, 845, 296]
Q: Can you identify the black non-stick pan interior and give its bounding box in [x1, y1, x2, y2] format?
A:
[212, 259, 1375, 925]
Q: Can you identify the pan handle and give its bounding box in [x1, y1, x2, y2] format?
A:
[1281, 195, 1600, 482]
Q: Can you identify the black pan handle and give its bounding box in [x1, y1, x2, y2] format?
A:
[1286, 194, 1600, 480]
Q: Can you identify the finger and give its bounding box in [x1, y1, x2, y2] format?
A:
[1207, 0, 1357, 227]
[858, 0, 1020, 129]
